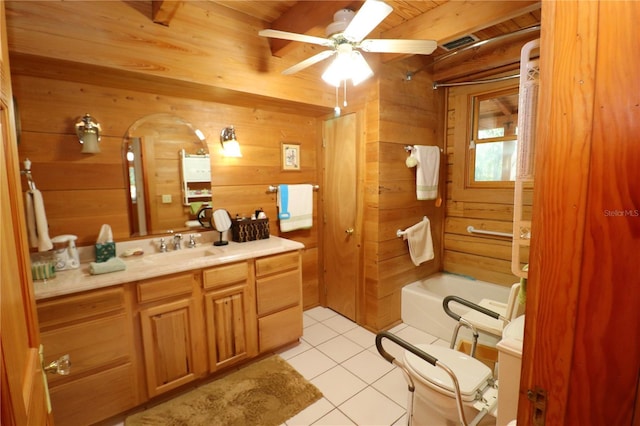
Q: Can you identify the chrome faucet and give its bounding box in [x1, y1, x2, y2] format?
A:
[188, 234, 197, 248]
[159, 238, 168, 253]
[173, 233, 183, 250]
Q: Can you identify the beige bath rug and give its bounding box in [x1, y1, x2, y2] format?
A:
[125, 355, 322, 426]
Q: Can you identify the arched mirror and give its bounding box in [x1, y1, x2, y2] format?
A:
[123, 113, 211, 237]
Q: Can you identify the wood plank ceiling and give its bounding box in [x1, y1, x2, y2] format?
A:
[153, 0, 541, 82]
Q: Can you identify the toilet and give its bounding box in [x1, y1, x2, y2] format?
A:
[496, 315, 526, 426]
[403, 344, 498, 425]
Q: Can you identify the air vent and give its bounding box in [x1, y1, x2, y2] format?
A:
[441, 34, 480, 51]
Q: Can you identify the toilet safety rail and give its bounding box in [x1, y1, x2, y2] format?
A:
[376, 331, 491, 426]
[443, 295, 506, 356]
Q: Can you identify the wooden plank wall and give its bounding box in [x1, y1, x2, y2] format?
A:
[444, 79, 532, 285]
[6, 0, 536, 328]
[5, 1, 335, 110]
[362, 57, 445, 331]
[13, 72, 323, 309]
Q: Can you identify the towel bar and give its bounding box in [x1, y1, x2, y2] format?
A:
[267, 184, 319, 193]
[397, 216, 427, 237]
[467, 226, 512, 238]
[404, 145, 444, 153]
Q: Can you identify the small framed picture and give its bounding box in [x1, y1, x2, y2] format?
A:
[281, 143, 300, 171]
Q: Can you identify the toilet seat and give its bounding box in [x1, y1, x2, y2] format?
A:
[404, 344, 492, 402]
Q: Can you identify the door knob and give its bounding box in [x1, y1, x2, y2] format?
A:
[44, 354, 71, 376]
[345, 228, 354, 235]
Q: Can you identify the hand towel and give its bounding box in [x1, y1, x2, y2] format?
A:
[277, 184, 313, 232]
[89, 257, 126, 275]
[402, 217, 434, 266]
[24, 189, 53, 252]
[189, 201, 204, 215]
[412, 145, 440, 200]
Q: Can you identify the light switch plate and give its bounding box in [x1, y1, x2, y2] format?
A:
[161, 194, 172, 204]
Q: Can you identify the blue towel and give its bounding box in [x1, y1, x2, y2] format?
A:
[277, 184, 313, 232]
[278, 184, 291, 219]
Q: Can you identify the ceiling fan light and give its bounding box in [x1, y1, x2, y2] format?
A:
[350, 51, 374, 85]
[322, 52, 350, 87]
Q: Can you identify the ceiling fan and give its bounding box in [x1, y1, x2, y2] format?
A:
[259, 0, 437, 87]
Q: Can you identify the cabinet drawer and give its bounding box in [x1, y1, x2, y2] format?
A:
[137, 271, 197, 303]
[41, 313, 130, 385]
[255, 251, 299, 277]
[37, 287, 124, 330]
[50, 363, 138, 426]
[256, 269, 301, 316]
[258, 305, 303, 352]
[203, 261, 248, 290]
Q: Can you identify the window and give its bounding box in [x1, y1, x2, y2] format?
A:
[468, 88, 519, 187]
[450, 78, 520, 204]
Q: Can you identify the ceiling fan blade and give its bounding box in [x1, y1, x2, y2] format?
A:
[359, 39, 438, 55]
[259, 29, 333, 47]
[343, 0, 393, 43]
[282, 50, 336, 75]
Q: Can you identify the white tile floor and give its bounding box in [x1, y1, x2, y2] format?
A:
[112, 306, 449, 426]
[278, 306, 450, 426]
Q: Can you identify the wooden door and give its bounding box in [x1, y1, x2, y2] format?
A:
[322, 113, 359, 321]
[1, 1, 51, 423]
[140, 298, 198, 397]
[519, 1, 640, 424]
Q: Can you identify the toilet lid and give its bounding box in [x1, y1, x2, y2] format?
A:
[404, 344, 492, 400]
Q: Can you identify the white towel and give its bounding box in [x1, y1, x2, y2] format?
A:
[277, 184, 313, 232]
[402, 217, 434, 266]
[412, 145, 440, 200]
[24, 189, 53, 252]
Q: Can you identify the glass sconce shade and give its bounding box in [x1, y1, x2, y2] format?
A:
[321, 46, 373, 87]
[75, 113, 102, 154]
[220, 126, 242, 157]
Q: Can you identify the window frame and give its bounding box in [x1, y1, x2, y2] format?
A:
[450, 77, 521, 204]
[467, 87, 520, 188]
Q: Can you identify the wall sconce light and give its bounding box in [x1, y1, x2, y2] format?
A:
[75, 113, 102, 154]
[220, 126, 242, 157]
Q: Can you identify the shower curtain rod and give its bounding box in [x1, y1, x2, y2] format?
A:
[408, 24, 540, 88]
[432, 73, 518, 89]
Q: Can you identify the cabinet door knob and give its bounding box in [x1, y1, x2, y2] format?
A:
[44, 354, 71, 375]
[345, 228, 354, 235]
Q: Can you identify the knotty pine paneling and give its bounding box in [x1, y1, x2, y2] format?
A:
[444, 78, 533, 285]
[361, 58, 444, 331]
[13, 72, 322, 307]
[5, 1, 336, 109]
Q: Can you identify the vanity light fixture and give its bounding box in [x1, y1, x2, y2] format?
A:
[220, 125, 242, 157]
[75, 113, 102, 154]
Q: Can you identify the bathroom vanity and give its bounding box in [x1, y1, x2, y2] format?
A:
[33, 235, 303, 426]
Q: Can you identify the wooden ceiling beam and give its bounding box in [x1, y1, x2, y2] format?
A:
[151, 0, 183, 26]
[264, 1, 361, 57]
[381, 0, 541, 62]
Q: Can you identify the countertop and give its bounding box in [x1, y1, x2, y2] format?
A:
[33, 235, 304, 300]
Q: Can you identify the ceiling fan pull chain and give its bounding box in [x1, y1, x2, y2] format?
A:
[343, 80, 348, 107]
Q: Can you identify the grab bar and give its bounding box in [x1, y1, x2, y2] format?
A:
[375, 331, 470, 426]
[443, 295, 502, 322]
[443, 295, 507, 356]
[467, 225, 512, 238]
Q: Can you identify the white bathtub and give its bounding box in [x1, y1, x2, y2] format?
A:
[401, 272, 513, 346]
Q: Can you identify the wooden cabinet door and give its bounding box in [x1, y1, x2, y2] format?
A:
[204, 284, 257, 371]
[140, 298, 199, 397]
